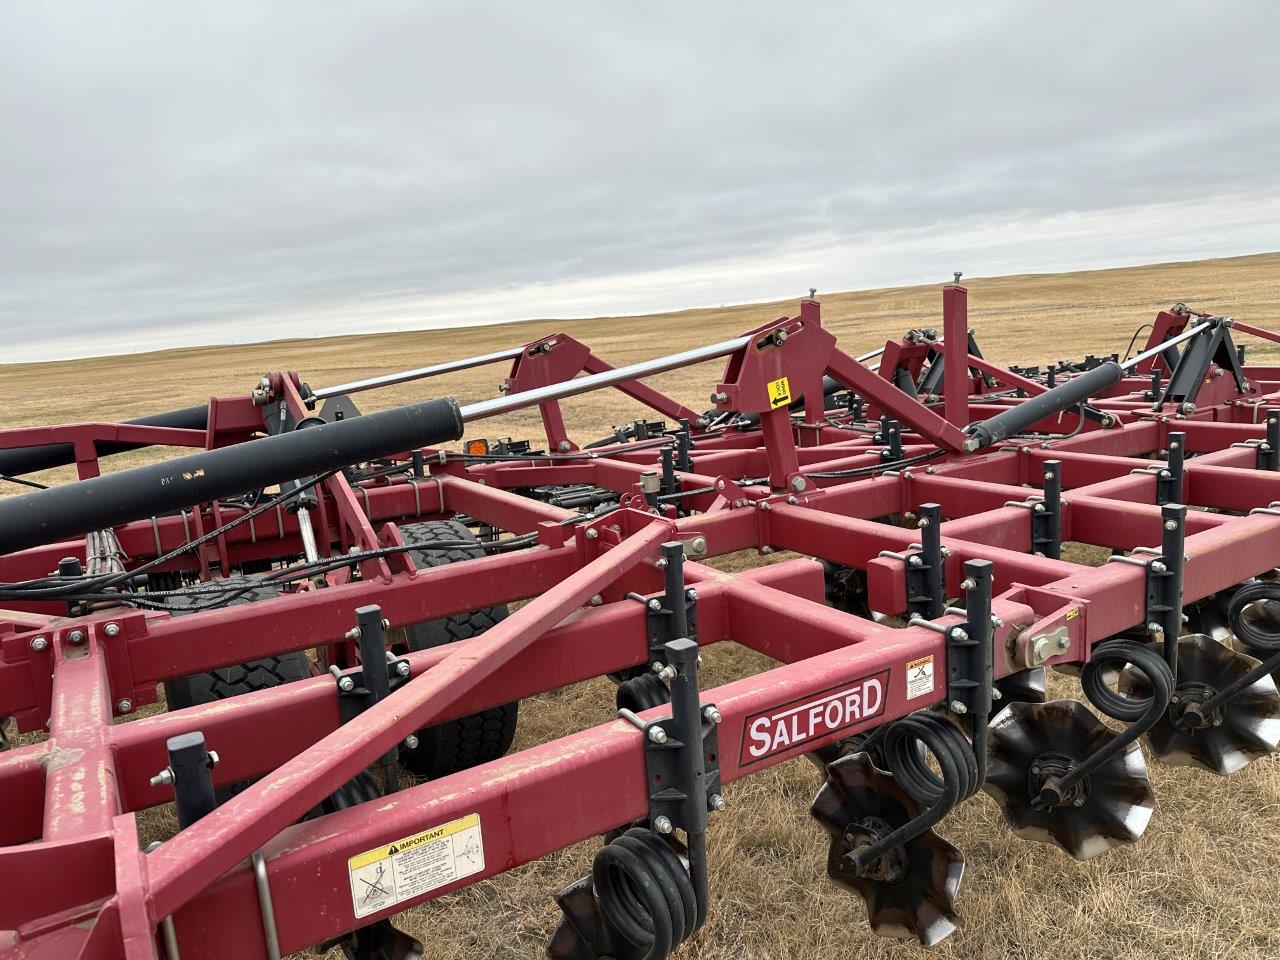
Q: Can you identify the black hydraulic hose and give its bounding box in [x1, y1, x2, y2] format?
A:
[0, 404, 210, 478]
[964, 361, 1124, 450]
[0, 397, 463, 556]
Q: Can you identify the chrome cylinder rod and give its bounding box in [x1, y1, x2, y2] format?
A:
[1119, 320, 1214, 372]
[312, 345, 526, 402]
[459, 335, 752, 424]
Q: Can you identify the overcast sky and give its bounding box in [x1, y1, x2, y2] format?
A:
[2, 3, 1278, 363]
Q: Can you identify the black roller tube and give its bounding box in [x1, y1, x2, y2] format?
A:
[0, 397, 462, 556]
[0, 404, 210, 478]
[964, 361, 1124, 450]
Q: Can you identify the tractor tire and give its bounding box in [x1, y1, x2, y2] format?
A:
[396, 520, 519, 778]
[162, 578, 380, 812]
[162, 580, 309, 710]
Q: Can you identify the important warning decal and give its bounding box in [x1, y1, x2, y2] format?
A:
[767, 376, 792, 409]
[349, 813, 485, 918]
[739, 670, 888, 765]
[906, 655, 934, 700]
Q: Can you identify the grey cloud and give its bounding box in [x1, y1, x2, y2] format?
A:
[2, 1, 1278, 361]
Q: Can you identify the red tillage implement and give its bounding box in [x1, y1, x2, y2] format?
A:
[2, 284, 1280, 958]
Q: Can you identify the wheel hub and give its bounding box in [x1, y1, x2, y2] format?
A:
[1169, 681, 1224, 730]
[1029, 751, 1088, 809]
[844, 816, 907, 882]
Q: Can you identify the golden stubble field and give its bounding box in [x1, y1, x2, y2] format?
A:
[4, 252, 1280, 959]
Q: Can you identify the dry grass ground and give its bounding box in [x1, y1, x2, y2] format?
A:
[4, 251, 1280, 959]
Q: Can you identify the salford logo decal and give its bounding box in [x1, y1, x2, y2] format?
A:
[739, 670, 889, 765]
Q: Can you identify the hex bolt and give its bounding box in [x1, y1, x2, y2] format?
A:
[789, 476, 806, 493]
[1150, 560, 1167, 573]
[344, 626, 361, 640]
[960, 578, 976, 591]
[908, 555, 923, 567]
[658, 665, 677, 682]
[952, 629, 969, 642]
[950, 700, 968, 715]
[647, 598, 662, 611]
[1033, 503, 1045, 513]
[655, 557, 668, 569]
[760, 545, 774, 555]
[381, 618, 391, 629]
[1164, 519, 1179, 530]
[584, 528, 599, 540]
[1044, 472, 1054, 481]
[648, 726, 669, 744]
[711, 391, 728, 404]
[787, 495, 798, 504]
[653, 815, 674, 834]
[558, 440, 572, 452]
[207, 750, 220, 767]
[150, 767, 175, 787]
[709, 794, 728, 812]
[404, 734, 420, 750]
[703, 706, 722, 724]
[396, 661, 411, 677]
[686, 589, 698, 601]
[30, 637, 48, 652]
[68, 629, 86, 645]
[103, 622, 121, 638]
[1181, 402, 1195, 414]
[1056, 635, 1070, 650]
[759, 501, 771, 511]
[117, 699, 134, 714]
[689, 537, 707, 555]
[590, 594, 603, 606]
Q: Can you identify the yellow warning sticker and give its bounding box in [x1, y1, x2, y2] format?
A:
[349, 813, 484, 918]
[906, 655, 934, 700]
[767, 376, 792, 409]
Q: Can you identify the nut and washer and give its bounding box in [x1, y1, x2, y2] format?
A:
[116, 699, 134, 714]
[103, 622, 121, 638]
[30, 637, 48, 652]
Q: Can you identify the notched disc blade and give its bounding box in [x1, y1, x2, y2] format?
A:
[811, 753, 964, 947]
[984, 700, 1154, 860]
[992, 668, 1047, 716]
[1185, 590, 1236, 644]
[548, 876, 624, 960]
[1119, 635, 1280, 775]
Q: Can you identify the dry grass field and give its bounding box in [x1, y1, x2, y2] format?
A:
[5, 251, 1280, 959]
